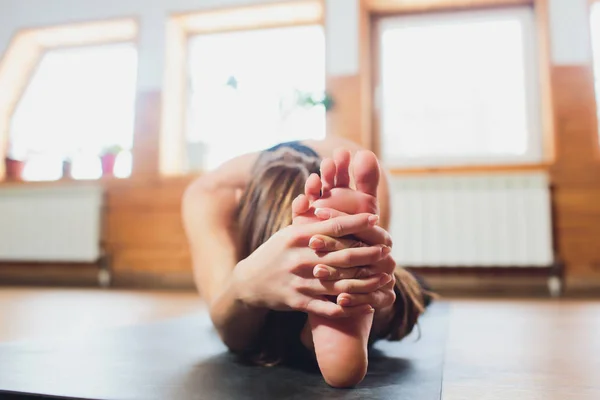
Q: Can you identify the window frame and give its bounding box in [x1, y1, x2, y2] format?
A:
[0, 18, 139, 181]
[160, 1, 324, 176]
[10, 42, 139, 181]
[374, 6, 543, 169]
[589, 0, 600, 152]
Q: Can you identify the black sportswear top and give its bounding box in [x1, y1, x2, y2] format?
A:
[264, 141, 320, 159]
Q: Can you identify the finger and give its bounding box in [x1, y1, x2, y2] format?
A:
[313, 207, 340, 221]
[313, 264, 366, 281]
[305, 173, 322, 202]
[315, 257, 395, 281]
[337, 282, 396, 309]
[308, 235, 364, 252]
[304, 299, 374, 319]
[297, 213, 379, 239]
[311, 209, 392, 247]
[304, 274, 393, 296]
[292, 194, 311, 219]
[314, 245, 391, 268]
[333, 148, 351, 188]
[313, 264, 375, 281]
[369, 255, 397, 275]
[353, 150, 380, 197]
[320, 158, 336, 194]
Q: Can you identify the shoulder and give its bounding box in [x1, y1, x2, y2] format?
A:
[182, 177, 239, 218]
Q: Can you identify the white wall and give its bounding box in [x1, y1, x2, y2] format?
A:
[0, 0, 288, 91]
[0, 0, 594, 92]
[549, 0, 593, 65]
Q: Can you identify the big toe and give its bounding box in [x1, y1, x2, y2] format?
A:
[352, 150, 380, 197]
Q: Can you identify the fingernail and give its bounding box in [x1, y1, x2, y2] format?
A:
[381, 245, 392, 256]
[380, 274, 392, 286]
[313, 266, 330, 278]
[309, 237, 325, 250]
[337, 297, 351, 306]
[363, 306, 375, 314]
[314, 208, 331, 220]
[368, 215, 379, 226]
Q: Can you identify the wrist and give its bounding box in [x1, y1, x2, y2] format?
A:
[231, 259, 250, 305]
[231, 259, 264, 311]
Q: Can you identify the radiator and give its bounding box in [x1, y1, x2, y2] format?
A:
[0, 185, 104, 263]
[389, 172, 553, 267]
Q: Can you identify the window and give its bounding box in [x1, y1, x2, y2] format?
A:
[185, 25, 325, 171]
[591, 2, 600, 135]
[378, 8, 541, 167]
[9, 43, 138, 181]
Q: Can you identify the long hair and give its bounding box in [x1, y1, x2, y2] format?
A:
[235, 147, 430, 366]
[236, 148, 321, 366]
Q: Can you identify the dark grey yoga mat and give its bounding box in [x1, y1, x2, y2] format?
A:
[0, 303, 449, 400]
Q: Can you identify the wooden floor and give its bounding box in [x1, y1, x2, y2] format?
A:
[0, 288, 598, 400]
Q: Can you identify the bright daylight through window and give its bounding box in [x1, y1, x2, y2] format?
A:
[186, 25, 326, 171]
[379, 8, 541, 167]
[9, 43, 138, 181]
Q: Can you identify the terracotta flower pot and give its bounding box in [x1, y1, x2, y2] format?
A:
[101, 154, 118, 177]
[4, 158, 26, 181]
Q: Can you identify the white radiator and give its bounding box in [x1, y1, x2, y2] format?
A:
[389, 173, 553, 267]
[0, 185, 104, 263]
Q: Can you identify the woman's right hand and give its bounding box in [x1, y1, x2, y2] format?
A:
[232, 213, 393, 318]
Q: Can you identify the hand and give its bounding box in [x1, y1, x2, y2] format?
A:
[233, 213, 393, 318]
[308, 207, 397, 311]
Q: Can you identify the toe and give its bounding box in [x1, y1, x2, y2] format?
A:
[333, 149, 351, 188]
[305, 173, 322, 202]
[320, 158, 336, 194]
[292, 194, 311, 219]
[353, 150, 380, 197]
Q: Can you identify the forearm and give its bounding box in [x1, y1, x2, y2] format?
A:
[209, 274, 269, 354]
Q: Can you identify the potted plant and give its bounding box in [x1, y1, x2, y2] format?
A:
[4, 156, 26, 181]
[295, 90, 334, 111]
[4, 145, 27, 181]
[100, 145, 123, 178]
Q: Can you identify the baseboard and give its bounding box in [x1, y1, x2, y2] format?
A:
[418, 273, 551, 298]
[111, 270, 195, 290]
[564, 276, 600, 297]
[0, 263, 100, 287]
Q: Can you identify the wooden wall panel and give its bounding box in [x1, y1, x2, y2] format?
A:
[326, 75, 363, 145]
[104, 178, 194, 288]
[550, 65, 600, 292]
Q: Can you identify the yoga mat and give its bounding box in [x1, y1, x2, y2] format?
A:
[0, 303, 449, 400]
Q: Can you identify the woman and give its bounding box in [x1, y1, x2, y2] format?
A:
[182, 136, 430, 387]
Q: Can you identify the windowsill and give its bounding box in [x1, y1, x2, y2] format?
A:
[388, 162, 552, 176]
[0, 174, 198, 189]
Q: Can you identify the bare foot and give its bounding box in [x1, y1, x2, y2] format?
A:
[292, 149, 382, 387]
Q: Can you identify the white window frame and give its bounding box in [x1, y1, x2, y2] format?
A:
[590, 1, 600, 137]
[377, 7, 542, 168]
